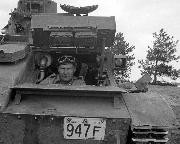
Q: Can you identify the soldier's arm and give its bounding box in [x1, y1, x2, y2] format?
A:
[39, 74, 56, 85]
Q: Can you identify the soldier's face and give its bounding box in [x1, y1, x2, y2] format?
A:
[58, 63, 76, 82]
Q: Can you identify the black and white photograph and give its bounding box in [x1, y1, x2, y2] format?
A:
[0, 0, 180, 143]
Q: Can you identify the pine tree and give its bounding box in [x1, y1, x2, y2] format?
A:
[138, 28, 180, 83]
[110, 32, 135, 79]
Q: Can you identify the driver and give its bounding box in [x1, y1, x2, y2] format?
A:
[40, 55, 86, 86]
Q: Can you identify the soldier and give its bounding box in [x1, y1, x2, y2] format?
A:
[40, 55, 86, 86]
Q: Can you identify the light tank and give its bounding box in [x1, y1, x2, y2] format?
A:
[0, 1, 178, 143]
[0, 0, 57, 62]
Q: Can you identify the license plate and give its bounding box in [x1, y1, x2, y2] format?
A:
[64, 117, 106, 140]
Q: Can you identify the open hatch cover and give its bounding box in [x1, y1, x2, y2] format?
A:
[13, 83, 127, 97]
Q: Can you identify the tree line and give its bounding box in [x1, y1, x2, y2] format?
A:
[111, 28, 180, 84]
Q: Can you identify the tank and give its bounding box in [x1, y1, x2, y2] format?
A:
[0, 1, 178, 144]
[0, 0, 57, 62]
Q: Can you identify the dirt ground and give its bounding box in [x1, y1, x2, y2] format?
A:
[148, 85, 180, 144]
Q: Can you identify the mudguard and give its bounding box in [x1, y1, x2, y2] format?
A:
[0, 43, 29, 62]
[123, 92, 179, 143]
[123, 92, 177, 127]
[0, 57, 28, 110]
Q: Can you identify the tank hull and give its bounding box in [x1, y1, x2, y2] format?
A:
[0, 113, 131, 144]
[0, 58, 131, 143]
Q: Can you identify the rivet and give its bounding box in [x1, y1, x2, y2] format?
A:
[51, 117, 54, 120]
[34, 116, 37, 120]
[17, 115, 21, 119]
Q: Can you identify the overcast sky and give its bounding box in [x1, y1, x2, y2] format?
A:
[0, 0, 180, 81]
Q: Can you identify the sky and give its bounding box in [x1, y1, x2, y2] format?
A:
[0, 0, 180, 82]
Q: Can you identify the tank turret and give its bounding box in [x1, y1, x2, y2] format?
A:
[0, 0, 57, 62]
[2, 0, 57, 36]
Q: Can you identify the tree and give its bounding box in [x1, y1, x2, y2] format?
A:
[138, 28, 180, 84]
[110, 32, 135, 79]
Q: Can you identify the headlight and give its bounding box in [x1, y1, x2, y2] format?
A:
[114, 54, 126, 69]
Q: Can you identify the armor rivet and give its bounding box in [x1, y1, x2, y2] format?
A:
[51, 117, 54, 120]
[17, 115, 21, 119]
